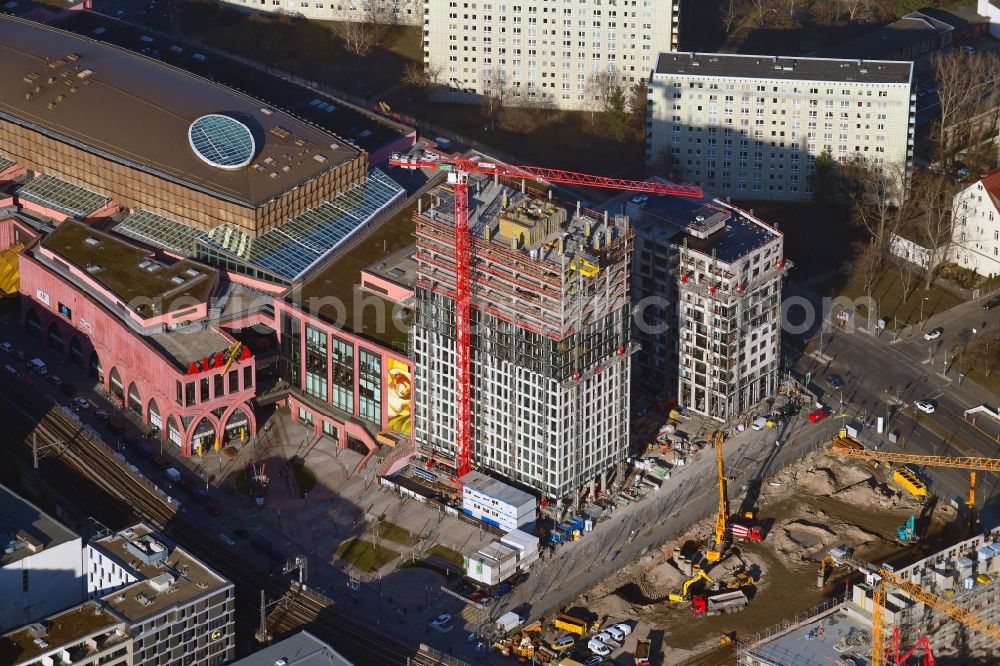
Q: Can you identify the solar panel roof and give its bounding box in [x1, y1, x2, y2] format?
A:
[188, 114, 256, 170]
[17, 174, 110, 218]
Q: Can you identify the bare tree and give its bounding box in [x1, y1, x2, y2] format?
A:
[584, 70, 622, 129]
[911, 169, 959, 288]
[893, 216, 921, 302]
[848, 158, 910, 254]
[811, 0, 893, 26]
[333, 1, 397, 57]
[480, 68, 509, 132]
[720, 0, 751, 34]
[966, 335, 1000, 377]
[402, 62, 442, 90]
[931, 51, 999, 164]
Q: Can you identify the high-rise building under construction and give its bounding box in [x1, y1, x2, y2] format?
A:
[412, 176, 632, 499]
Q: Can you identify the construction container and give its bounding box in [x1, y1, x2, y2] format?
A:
[892, 468, 927, 500]
[552, 614, 588, 636]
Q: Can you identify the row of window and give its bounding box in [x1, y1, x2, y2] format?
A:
[174, 368, 252, 407]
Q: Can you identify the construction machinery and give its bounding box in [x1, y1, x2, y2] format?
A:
[707, 431, 728, 562]
[885, 627, 934, 666]
[690, 590, 749, 616]
[668, 569, 715, 602]
[552, 614, 588, 636]
[633, 639, 651, 666]
[896, 515, 918, 544]
[390, 152, 702, 479]
[826, 438, 999, 532]
[827, 549, 1000, 666]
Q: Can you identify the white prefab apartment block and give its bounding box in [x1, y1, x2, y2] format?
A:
[461, 471, 537, 531]
[413, 177, 632, 499]
[646, 53, 915, 202]
[218, 0, 423, 25]
[422, 0, 680, 110]
[0, 485, 85, 634]
[951, 170, 1000, 278]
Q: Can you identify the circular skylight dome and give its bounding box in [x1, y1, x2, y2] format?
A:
[188, 114, 256, 169]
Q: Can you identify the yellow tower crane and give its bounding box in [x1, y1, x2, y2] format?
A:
[833, 552, 1000, 666]
[706, 431, 728, 563]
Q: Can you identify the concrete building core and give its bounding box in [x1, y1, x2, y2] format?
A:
[412, 177, 632, 499]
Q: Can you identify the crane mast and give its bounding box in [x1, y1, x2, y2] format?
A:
[391, 151, 703, 479]
[707, 431, 727, 562]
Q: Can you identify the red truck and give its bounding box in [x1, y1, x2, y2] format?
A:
[691, 591, 749, 616]
[634, 639, 651, 666]
[730, 521, 763, 542]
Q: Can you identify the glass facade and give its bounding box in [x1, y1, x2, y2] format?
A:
[305, 325, 329, 402]
[331, 336, 354, 413]
[280, 312, 302, 387]
[358, 349, 382, 425]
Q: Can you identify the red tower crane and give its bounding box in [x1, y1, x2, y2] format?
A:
[885, 627, 934, 666]
[390, 152, 703, 478]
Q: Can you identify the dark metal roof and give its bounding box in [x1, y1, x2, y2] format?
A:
[654, 52, 912, 85]
[0, 15, 359, 206]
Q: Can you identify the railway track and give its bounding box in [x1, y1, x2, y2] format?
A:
[0, 385, 457, 665]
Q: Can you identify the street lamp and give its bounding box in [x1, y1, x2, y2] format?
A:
[920, 297, 930, 329]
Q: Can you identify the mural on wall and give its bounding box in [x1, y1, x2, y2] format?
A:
[386, 358, 411, 434]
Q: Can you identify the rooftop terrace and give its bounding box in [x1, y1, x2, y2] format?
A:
[41, 220, 217, 312]
[94, 524, 229, 623]
[0, 603, 125, 666]
[0, 482, 78, 567]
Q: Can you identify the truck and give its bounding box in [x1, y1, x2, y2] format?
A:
[495, 612, 523, 635]
[729, 521, 763, 542]
[892, 467, 927, 501]
[552, 614, 588, 636]
[434, 137, 453, 152]
[691, 590, 749, 616]
[164, 467, 181, 483]
[634, 639, 651, 666]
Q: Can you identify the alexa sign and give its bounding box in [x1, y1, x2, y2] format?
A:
[186, 344, 252, 375]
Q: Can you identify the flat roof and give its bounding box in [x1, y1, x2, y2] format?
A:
[461, 471, 535, 508]
[363, 243, 417, 294]
[41, 220, 217, 312]
[17, 173, 109, 218]
[229, 631, 353, 666]
[0, 482, 79, 567]
[817, 15, 947, 59]
[744, 604, 873, 666]
[290, 195, 417, 351]
[654, 52, 912, 85]
[94, 524, 229, 623]
[0, 603, 125, 666]
[684, 209, 778, 263]
[0, 15, 359, 206]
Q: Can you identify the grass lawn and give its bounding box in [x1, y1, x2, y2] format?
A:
[426, 543, 464, 567]
[293, 465, 316, 495]
[818, 267, 964, 328]
[369, 521, 420, 546]
[334, 538, 400, 573]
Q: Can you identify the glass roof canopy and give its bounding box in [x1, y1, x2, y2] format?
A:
[17, 174, 111, 219]
[200, 168, 405, 281]
[188, 114, 256, 170]
[0, 155, 14, 173]
[115, 210, 204, 255]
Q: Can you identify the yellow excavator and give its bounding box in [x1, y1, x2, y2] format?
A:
[706, 431, 728, 562]
[668, 569, 715, 602]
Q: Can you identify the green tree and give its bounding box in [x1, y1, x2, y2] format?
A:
[604, 84, 630, 142]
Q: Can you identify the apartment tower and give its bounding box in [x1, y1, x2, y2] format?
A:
[647, 53, 915, 201]
[412, 177, 632, 499]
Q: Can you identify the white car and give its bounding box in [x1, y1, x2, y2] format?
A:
[219, 533, 236, 546]
[0, 342, 13, 353]
[594, 630, 619, 646]
[923, 327, 943, 341]
[631, 194, 649, 205]
[608, 622, 633, 638]
[587, 638, 612, 656]
[914, 400, 936, 414]
[430, 614, 452, 632]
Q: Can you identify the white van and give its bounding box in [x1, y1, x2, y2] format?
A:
[751, 416, 767, 431]
[28, 358, 47, 375]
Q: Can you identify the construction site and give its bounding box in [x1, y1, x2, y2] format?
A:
[483, 432, 997, 666]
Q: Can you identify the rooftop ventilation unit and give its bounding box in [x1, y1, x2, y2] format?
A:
[184, 268, 200, 278]
[170, 276, 185, 285]
[145, 264, 161, 273]
[269, 126, 290, 139]
[261, 108, 273, 115]
[313, 153, 327, 163]
[76, 69, 94, 80]
[85, 237, 100, 246]
[86, 265, 102, 274]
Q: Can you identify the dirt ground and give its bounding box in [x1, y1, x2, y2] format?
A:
[573, 449, 965, 665]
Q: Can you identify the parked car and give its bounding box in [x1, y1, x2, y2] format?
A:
[13, 350, 26, 361]
[924, 327, 943, 341]
[983, 296, 1000, 310]
[608, 622, 633, 638]
[72, 397, 90, 411]
[808, 408, 830, 424]
[962, 45, 976, 54]
[219, 533, 235, 546]
[587, 638, 612, 656]
[0, 342, 13, 353]
[550, 636, 575, 652]
[825, 374, 844, 390]
[430, 614, 452, 631]
[914, 400, 936, 414]
[46, 374, 61, 385]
